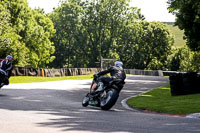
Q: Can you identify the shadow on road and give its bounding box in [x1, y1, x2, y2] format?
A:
[0, 75, 169, 132]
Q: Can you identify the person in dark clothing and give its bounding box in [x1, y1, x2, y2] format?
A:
[0, 55, 13, 88]
[94, 61, 126, 92]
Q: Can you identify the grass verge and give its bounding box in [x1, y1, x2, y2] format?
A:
[166, 25, 186, 48]
[127, 84, 200, 115]
[9, 75, 93, 84]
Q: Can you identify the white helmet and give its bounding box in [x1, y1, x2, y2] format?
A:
[5, 55, 13, 64]
[114, 61, 123, 67]
[6, 55, 13, 62]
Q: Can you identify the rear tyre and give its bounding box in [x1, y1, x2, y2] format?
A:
[100, 89, 119, 110]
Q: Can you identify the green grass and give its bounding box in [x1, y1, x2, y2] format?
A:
[9, 75, 93, 84]
[166, 25, 186, 48]
[127, 84, 200, 115]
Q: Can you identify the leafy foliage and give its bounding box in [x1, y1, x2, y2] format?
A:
[49, 0, 143, 68]
[0, 0, 27, 66]
[0, 0, 176, 70]
[49, 0, 173, 69]
[167, 46, 200, 73]
[49, 0, 84, 68]
[117, 21, 174, 70]
[0, 0, 55, 67]
[168, 0, 200, 51]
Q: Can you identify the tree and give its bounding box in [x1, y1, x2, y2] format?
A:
[168, 46, 193, 72]
[49, 0, 173, 69]
[0, 0, 27, 66]
[49, 0, 143, 68]
[167, 48, 182, 71]
[168, 0, 200, 51]
[24, 10, 55, 68]
[49, 0, 83, 68]
[168, 46, 200, 73]
[80, 0, 144, 67]
[144, 22, 174, 70]
[117, 21, 174, 70]
[0, 0, 55, 67]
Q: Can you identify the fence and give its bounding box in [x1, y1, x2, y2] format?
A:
[11, 67, 165, 77]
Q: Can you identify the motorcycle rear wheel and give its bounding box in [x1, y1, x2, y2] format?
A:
[100, 89, 119, 110]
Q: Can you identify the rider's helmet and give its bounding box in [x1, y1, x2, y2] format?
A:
[114, 61, 123, 67]
[5, 55, 13, 64]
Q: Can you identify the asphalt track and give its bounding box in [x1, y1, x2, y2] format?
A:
[0, 75, 200, 133]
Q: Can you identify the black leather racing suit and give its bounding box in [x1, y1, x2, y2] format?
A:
[96, 66, 126, 85]
[0, 59, 13, 85]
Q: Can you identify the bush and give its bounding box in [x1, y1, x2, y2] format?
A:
[167, 46, 200, 73]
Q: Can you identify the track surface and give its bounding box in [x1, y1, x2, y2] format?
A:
[0, 75, 200, 133]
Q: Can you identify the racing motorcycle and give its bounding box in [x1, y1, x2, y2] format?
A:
[0, 69, 6, 89]
[82, 75, 125, 110]
[0, 59, 5, 89]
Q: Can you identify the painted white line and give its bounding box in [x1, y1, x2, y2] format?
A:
[121, 96, 139, 112]
[186, 113, 200, 119]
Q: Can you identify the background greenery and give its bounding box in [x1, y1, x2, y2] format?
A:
[166, 24, 186, 48]
[168, 0, 200, 51]
[1, 0, 200, 73]
[9, 75, 93, 83]
[48, 0, 174, 70]
[0, 0, 174, 70]
[0, 0, 55, 68]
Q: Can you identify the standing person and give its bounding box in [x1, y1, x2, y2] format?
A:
[93, 60, 126, 92]
[0, 55, 13, 88]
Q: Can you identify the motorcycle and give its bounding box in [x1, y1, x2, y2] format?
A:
[82, 75, 125, 110]
[0, 69, 6, 89]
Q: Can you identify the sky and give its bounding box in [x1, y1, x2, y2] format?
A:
[27, 0, 175, 22]
[129, 0, 175, 22]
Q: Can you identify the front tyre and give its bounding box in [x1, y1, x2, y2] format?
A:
[82, 94, 90, 107]
[100, 89, 119, 110]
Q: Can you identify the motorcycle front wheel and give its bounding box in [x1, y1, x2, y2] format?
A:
[82, 94, 90, 107]
[100, 89, 119, 110]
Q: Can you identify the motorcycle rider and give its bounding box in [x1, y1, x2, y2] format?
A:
[0, 55, 13, 88]
[93, 60, 126, 93]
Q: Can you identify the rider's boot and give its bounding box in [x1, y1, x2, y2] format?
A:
[95, 82, 104, 92]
